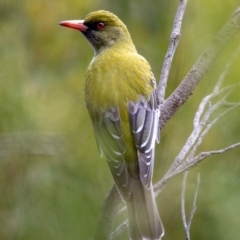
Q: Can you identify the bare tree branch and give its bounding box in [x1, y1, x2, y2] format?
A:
[191, 143, 240, 164]
[155, 42, 240, 194]
[157, 0, 188, 105]
[167, 142, 240, 178]
[110, 220, 128, 240]
[181, 172, 201, 240]
[160, 7, 240, 130]
[185, 101, 240, 162]
[155, 117, 240, 196]
[181, 172, 188, 235]
[165, 90, 239, 177]
[193, 85, 235, 128]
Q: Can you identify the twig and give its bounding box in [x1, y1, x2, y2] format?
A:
[110, 220, 128, 240]
[193, 85, 235, 128]
[181, 172, 201, 240]
[155, 103, 240, 194]
[183, 98, 238, 166]
[157, 0, 188, 105]
[191, 142, 240, 164]
[162, 142, 240, 181]
[181, 172, 188, 234]
[184, 102, 240, 164]
[188, 174, 200, 231]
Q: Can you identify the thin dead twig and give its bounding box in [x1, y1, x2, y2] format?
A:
[181, 172, 201, 240]
[157, 0, 188, 105]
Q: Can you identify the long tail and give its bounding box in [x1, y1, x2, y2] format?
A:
[126, 178, 164, 240]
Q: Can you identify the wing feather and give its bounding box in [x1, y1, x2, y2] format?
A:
[129, 90, 160, 189]
[91, 107, 132, 200]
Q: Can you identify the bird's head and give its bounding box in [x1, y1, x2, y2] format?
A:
[59, 10, 136, 55]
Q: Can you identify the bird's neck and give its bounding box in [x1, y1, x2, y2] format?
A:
[94, 41, 136, 57]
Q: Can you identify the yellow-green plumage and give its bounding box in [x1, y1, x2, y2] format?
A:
[59, 10, 164, 240]
[85, 48, 155, 172]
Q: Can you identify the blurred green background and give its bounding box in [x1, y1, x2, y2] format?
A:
[1, 0, 240, 239]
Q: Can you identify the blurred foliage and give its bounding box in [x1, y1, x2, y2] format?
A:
[0, 0, 240, 239]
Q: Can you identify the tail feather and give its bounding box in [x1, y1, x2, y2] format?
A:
[127, 178, 164, 240]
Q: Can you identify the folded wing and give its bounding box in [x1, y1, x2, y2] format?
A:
[128, 90, 160, 189]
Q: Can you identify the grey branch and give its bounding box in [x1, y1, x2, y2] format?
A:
[110, 220, 128, 240]
[192, 143, 240, 164]
[157, 0, 188, 105]
[181, 172, 201, 240]
[155, 44, 240, 195]
[159, 6, 240, 130]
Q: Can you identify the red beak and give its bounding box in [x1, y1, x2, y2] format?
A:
[59, 20, 88, 32]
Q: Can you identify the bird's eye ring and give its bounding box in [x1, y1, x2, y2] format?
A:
[96, 22, 105, 30]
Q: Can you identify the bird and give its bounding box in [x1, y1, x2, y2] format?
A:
[59, 10, 164, 240]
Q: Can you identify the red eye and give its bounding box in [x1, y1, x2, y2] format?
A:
[96, 22, 105, 30]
